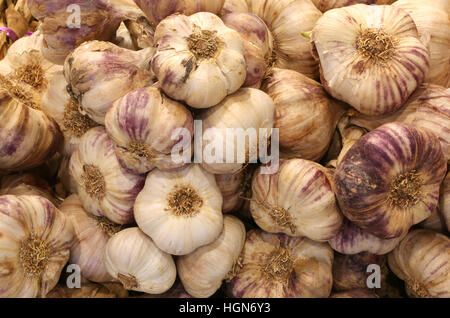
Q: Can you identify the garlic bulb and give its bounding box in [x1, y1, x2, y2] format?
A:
[0, 90, 63, 172]
[330, 289, 379, 298]
[333, 251, 387, 292]
[221, 0, 322, 79]
[104, 227, 177, 294]
[262, 68, 346, 161]
[228, 229, 333, 298]
[134, 0, 225, 27]
[69, 127, 145, 225]
[105, 86, 194, 174]
[46, 282, 128, 298]
[42, 70, 97, 156]
[0, 195, 74, 297]
[251, 159, 342, 242]
[152, 12, 246, 109]
[57, 156, 78, 198]
[64, 41, 155, 124]
[134, 281, 193, 298]
[134, 164, 223, 255]
[393, 0, 450, 86]
[388, 229, 450, 298]
[311, 4, 430, 115]
[198, 88, 275, 175]
[440, 172, 450, 232]
[0, 173, 59, 206]
[311, 0, 397, 12]
[222, 12, 273, 88]
[334, 122, 447, 239]
[60, 195, 119, 283]
[421, 209, 447, 233]
[124, 16, 155, 50]
[349, 84, 450, 161]
[177, 215, 246, 298]
[28, 0, 143, 65]
[215, 170, 245, 213]
[329, 219, 405, 255]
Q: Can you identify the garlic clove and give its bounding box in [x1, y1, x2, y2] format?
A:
[177, 215, 246, 298]
[69, 127, 145, 225]
[134, 164, 224, 256]
[0, 195, 74, 297]
[388, 229, 450, 298]
[228, 229, 334, 298]
[334, 122, 447, 239]
[64, 41, 156, 125]
[104, 227, 177, 294]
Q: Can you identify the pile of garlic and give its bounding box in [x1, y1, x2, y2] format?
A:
[0, 0, 449, 299]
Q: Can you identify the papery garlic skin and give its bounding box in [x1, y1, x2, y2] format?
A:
[134, 0, 225, 27]
[47, 283, 128, 298]
[64, 41, 155, 124]
[330, 289, 379, 298]
[420, 208, 446, 234]
[350, 84, 450, 161]
[222, 12, 273, 88]
[335, 122, 447, 239]
[105, 87, 194, 174]
[440, 172, 450, 232]
[262, 68, 345, 161]
[0, 195, 74, 298]
[311, 0, 397, 12]
[221, 0, 322, 79]
[0, 91, 63, 172]
[311, 4, 430, 116]
[229, 230, 333, 298]
[177, 215, 246, 298]
[215, 171, 245, 213]
[198, 88, 275, 175]
[329, 219, 405, 255]
[69, 127, 145, 225]
[152, 12, 246, 109]
[251, 159, 342, 242]
[104, 227, 176, 294]
[42, 71, 97, 156]
[134, 164, 223, 256]
[388, 229, 450, 298]
[60, 195, 118, 283]
[393, 0, 450, 87]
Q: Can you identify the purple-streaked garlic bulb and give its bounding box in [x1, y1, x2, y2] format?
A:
[222, 12, 273, 88]
[228, 229, 333, 298]
[420, 208, 447, 234]
[27, 0, 143, 64]
[105, 86, 194, 174]
[221, 0, 322, 79]
[47, 282, 128, 298]
[0, 195, 74, 297]
[311, 4, 430, 115]
[334, 122, 447, 239]
[330, 289, 379, 298]
[134, 164, 224, 256]
[64, 41, 155, 125]
[177, 215, 246, 298]
[134, 0, 225, 27]
[332, 252, 388, 292]
[311, 0, 397, 12]
[215, 171, 245, 213]
[440, 172, 450, 232]
[198, 88, 275, 175]
[349, 84, 450, 161]
[152, 12, 246, 109]
[0, 90, 63, 172]
[262, 68, 346, 161]
[388, 229, 450, 298]
[69, 127, 145, 225]
[329, 218, 405, 255]
[250, 159, 343, 242]
[60, 195, 119, 283]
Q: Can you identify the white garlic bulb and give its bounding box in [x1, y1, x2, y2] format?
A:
[104, 227, 177, 294]
[134, 164, 224, 255]
[311, 4, 430, 115]
[64, 41, 156, 124]
[0, 195, 74, 297]
[177, 215, 246, 298]
[198, 88, 275, 175]
[60, 195, 120, 283]
[152, 12, 246, 109]
[105, 86, 194, 174]
[69, 127, 145, 225]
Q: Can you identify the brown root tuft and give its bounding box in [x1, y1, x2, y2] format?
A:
[166, 185, 203, 217]
[388, 170, 422, 208]
[19, 235, 51, 278]
[82, 165, 106, 200]
[187, 28, 222, 60]
[356, 28, 396, 64]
